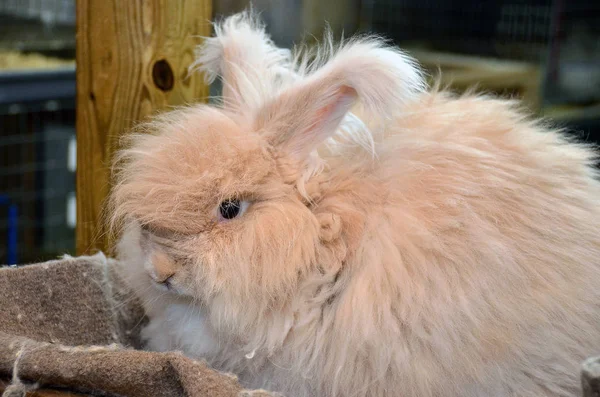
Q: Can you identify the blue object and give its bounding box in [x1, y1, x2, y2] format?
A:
[0, 195, 18, 265]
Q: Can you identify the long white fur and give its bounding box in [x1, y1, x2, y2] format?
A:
[191, 10, 425, 156]
[190, 10, 293, 112]
[291, 33, 427, 122]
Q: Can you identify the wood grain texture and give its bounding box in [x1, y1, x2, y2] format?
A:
[76, 0, 212, 255]
[407, 49, 541, 112]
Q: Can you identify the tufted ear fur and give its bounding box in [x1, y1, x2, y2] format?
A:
[191, 10, 293, 112]
[255, 36, 426, 163]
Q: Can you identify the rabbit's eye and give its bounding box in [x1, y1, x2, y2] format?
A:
[218, 199, 248, 220]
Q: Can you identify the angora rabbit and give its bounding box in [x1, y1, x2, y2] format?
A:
[111, 11, 600, 397]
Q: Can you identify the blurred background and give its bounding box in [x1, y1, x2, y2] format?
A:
[0, 0, 599, 264]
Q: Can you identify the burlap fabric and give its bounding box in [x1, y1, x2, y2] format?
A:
[0, 253, 275, 397]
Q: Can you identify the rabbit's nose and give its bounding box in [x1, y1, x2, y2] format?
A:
[150, 250, 178, 284]
[158, 274, 175, 290]
[153, 271, 175, 285]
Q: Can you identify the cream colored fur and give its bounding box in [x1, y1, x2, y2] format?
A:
[111, 11, 600, 397]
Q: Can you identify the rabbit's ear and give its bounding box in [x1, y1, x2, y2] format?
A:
[191, 10, 292, 112]
[256, 37, 426, 162]
[257, 80, 358, 162]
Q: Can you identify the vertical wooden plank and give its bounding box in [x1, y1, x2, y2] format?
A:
[76, 0, 212, 255]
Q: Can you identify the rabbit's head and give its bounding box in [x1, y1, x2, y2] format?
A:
[110, 11, 425, 324]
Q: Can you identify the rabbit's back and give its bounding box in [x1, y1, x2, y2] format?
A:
[313, 90, 600, 396]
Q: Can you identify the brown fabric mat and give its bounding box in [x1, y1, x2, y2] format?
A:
[0, 254, 276, 397]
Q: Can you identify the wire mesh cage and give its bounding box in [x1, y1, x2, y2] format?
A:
[0, 0, 76, 264]
[363, 0, 555, 62]
[0, 0, 75, 27]
[0, 0, 75, 56]
[363, 0, 600, 103]
[542, 0, 600, 106]
[0, 68, 76, 265]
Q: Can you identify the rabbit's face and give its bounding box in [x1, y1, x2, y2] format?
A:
[112, 105, 321, 305]
[113, 13, 425, 322]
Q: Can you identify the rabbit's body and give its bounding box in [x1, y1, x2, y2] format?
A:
[112, 12, 600, 397]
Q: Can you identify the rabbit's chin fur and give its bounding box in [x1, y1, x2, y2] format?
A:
[111, 11, 600, 397]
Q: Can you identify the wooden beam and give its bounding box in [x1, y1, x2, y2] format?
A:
[406, 48, 541, 112]
[76, 0, 212, 255]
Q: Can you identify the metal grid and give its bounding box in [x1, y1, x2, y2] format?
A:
[364, 0, 600, 116]
[0, 68, 76, 265]
[542, 0, 600, 106]
[364, 0, 555, 62]
[0, 0, 75, 27]
[0, 0, 76, 265]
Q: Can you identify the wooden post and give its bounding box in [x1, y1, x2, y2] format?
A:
[76, 0, 212, 255]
